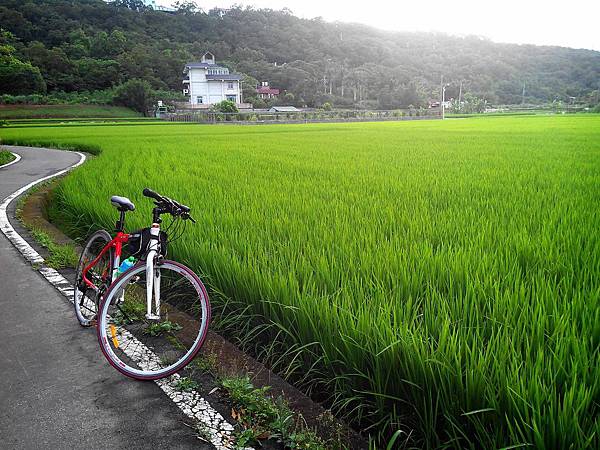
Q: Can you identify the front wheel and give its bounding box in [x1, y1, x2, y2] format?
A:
[96, 260, 211, 380]
[74, 229, 112, 327]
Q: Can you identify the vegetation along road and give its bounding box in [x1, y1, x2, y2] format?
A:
[2, 114, 598, 448]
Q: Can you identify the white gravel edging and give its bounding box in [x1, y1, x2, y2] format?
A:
[0, 147, 237, 450]
[0, 151, 22, 169]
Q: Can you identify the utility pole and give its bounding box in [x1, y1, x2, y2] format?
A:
[440, 75, 449, 119]
[521, 82, 526, 105]
[440, 75, 444, 119]
[458, 80, 463, 105]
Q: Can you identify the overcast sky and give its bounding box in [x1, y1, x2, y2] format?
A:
[156, 0, 600, 51]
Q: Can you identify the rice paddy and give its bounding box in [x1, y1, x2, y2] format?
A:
[1, 116, 599, 448]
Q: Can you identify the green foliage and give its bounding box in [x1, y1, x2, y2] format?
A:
[451, 93, 488, 113]
[174, 376, 199, 391]
[0, 149, 15, 165]
[3, 116, 599, 448]
[221, 376, 325, 449]
[211, 100, 238, 113]
[0, 29, 45, 95]
[0, 137, 102, 155]
[113, 79, 154, 115]
[143, 320, 183, 336]
[0, 1, 597, 107]
[28, 227, 78, 269]
[191, 353, 218, 373]
[0, 104, 140, 119]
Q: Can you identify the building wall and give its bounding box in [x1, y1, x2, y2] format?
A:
[187, 68, 240, 105]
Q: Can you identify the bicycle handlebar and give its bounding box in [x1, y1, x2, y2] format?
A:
[143, 187, 195, 222]
[143, 187, 162, 202]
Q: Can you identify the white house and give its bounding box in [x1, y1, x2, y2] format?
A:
[183, 52, 243, 107]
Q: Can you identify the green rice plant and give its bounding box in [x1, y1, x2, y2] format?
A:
[2, 116, 598, 448]
[0, 104, 140, 119]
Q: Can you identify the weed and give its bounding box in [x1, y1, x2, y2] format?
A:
[0, 149, 15, 165]
[191, 353, 218, 373]
[29, 227, 78, 269]
[143, 320, 182, 336]
[174, 376, 199, 391]
[221, 375, 325, 449]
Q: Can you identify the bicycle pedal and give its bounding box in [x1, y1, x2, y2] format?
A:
[145, 313, 161, 320]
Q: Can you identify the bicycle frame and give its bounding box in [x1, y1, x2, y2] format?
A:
[81, 231, 129, 290]
[82, 225, 163, 321]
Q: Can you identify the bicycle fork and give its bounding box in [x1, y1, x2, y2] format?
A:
[145, 226, 161, 320]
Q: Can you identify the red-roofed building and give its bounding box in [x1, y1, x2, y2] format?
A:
[256, 81, 280, 99]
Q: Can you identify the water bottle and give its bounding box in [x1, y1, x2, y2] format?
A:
[117, 256, 136, 276]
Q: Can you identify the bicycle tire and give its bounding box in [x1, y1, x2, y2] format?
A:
[74, 229, 113, 327]
[96, 259, 211, 380]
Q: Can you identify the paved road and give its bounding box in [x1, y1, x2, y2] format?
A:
[0, 147, 209, 449]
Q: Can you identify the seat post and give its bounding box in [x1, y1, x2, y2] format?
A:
[115, 210, 126, 232]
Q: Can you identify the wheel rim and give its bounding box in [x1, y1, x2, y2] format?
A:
[74, 232, 112, 326]
[97, 261, 209, 379]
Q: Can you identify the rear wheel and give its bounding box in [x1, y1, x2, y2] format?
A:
[74, 230, 112, 327]
[97, 259, 210, 380]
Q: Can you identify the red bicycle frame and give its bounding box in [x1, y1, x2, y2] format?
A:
[82, 231, 130, 289]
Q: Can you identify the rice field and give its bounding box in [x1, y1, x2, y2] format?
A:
[0, 104, 140, 119]
[2, 116, 599, 448]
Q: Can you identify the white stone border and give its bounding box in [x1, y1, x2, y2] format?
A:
[0, 147, 237, 450]
[0, 151, 22, 169]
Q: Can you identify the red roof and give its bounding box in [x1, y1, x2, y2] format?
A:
[256, 86, 280, 95]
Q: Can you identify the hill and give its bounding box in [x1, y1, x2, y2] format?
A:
[0, 0, 599, 108]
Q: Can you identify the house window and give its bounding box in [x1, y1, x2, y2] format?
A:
[226, 95, 236, 102]
[196, 96, 203, 104]
[228, 82, 234, 89]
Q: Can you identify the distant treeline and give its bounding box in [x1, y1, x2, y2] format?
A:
[0, 0, 599, 108]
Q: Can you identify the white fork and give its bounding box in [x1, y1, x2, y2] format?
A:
[145, 226, 162, 320]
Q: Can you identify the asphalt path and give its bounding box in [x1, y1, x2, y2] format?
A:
[0, 146, 209, 449]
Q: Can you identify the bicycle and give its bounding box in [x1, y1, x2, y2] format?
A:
[74, 188, 210, 380]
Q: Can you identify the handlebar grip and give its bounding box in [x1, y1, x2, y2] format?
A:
[143, 188, 163, 201]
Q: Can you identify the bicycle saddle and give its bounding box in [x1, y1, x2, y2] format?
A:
[110, 195, 135, 212]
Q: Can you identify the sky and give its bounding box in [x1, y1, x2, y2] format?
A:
[155, 0, 600, 51]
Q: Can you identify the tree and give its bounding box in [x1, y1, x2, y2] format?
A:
[211, 100, 238, 113]
[0, 30, 45, 95]
[174, 1, 200, 14]
[110, 0, 148, 12]
[0, 1, 598, 107]
[77, 58, 120, 91]
[241, 73, 259, 102]
[113, 79, 153, 115]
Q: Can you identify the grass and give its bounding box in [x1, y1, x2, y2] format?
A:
[28, 227, 79, 269]
[0, 104, 140, 119]
[220, 375, 325, 449]
[174, 376, 199, 392]
[0, 149, 15, 165]
[1, 116, 598, 448]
